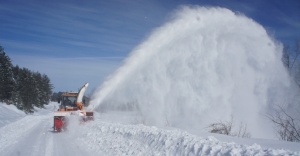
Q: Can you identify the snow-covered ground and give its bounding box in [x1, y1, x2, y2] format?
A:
[0, 103, 25, 128]
[0, 102, 299, 156]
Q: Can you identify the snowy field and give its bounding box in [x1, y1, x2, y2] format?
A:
[0, 102, 299, 156]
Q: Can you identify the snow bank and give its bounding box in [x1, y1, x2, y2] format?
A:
[76, 121, 300, 155]
[0, 103, 25, 128]
[0, 102, 57, 128]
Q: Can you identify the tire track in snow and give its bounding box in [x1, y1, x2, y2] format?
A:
[45, 127, 54, 156]
[0, 113, 92, 156]
[0, 114, 52, 156]
[28, 117, 54, 156]
[0, 114, 49, 153]
[51, 117, 95, 156]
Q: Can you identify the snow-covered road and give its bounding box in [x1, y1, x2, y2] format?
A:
[0, 103, 300, 156]
[0, 108, 93, 156]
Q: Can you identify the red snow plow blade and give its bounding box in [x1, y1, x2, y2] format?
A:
[53, 111, 93, 132]
[54, 116, 65, 132]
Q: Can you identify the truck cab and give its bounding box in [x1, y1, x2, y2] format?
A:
[58, 92, 81, 111]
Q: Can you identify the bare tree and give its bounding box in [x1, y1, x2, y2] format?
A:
[208, 117, 251, 138]
[234, 122, 251, 138]
[289, 40, 300, 71]
[288, 40, 300, 86]
[282, 45, 290, 70]
[208, 121, 232, 135]
[267, 105, 300, 142]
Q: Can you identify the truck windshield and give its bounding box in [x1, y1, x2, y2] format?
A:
[62, 96, 77, 106]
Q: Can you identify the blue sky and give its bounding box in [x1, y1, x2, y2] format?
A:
[0, 0, 299, 94]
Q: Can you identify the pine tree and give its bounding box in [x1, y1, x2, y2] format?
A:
[40, 74, 53, 105]
[33, 72, 53, 108]
[18, 68, 35, 113]
[1, 45, 53, 112]
[11, 66, 23, 109]
[0, 46, 14, 102]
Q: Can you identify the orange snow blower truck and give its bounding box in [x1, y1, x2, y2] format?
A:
[54, 83, 93, 132]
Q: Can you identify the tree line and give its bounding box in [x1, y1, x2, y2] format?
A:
[0, 45, 52, 113]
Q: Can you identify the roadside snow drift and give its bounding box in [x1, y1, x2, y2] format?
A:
[0, 103, 25, 128]
[76, 120, 300, 155]
[0, 103, 300, 155]
[90, 6, 297, 139]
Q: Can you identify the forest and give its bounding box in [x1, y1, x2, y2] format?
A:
[0, 46, 52, 113]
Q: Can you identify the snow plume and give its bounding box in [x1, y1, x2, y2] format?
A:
[90, 6, 296, 139]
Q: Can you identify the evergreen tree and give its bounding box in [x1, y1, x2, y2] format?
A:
[18, 68, 35, 113]
[0, 45, 53, 112]
[33, 72, 52, 108]
[0, 46, 14, 102]
[11, 65, 23, 109]
[32, 72, 42, 108]
[51, 92, 60, 102]
[41, 74, 53, 105]
[11, 66, 53, 112]
[282, 45, 290, 70]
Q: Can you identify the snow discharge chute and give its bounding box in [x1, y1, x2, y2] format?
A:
[77, 83, 89, 103]
[90, 6, 298, 139]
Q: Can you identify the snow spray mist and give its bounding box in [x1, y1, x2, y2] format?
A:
[90, 6, 296, 139]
